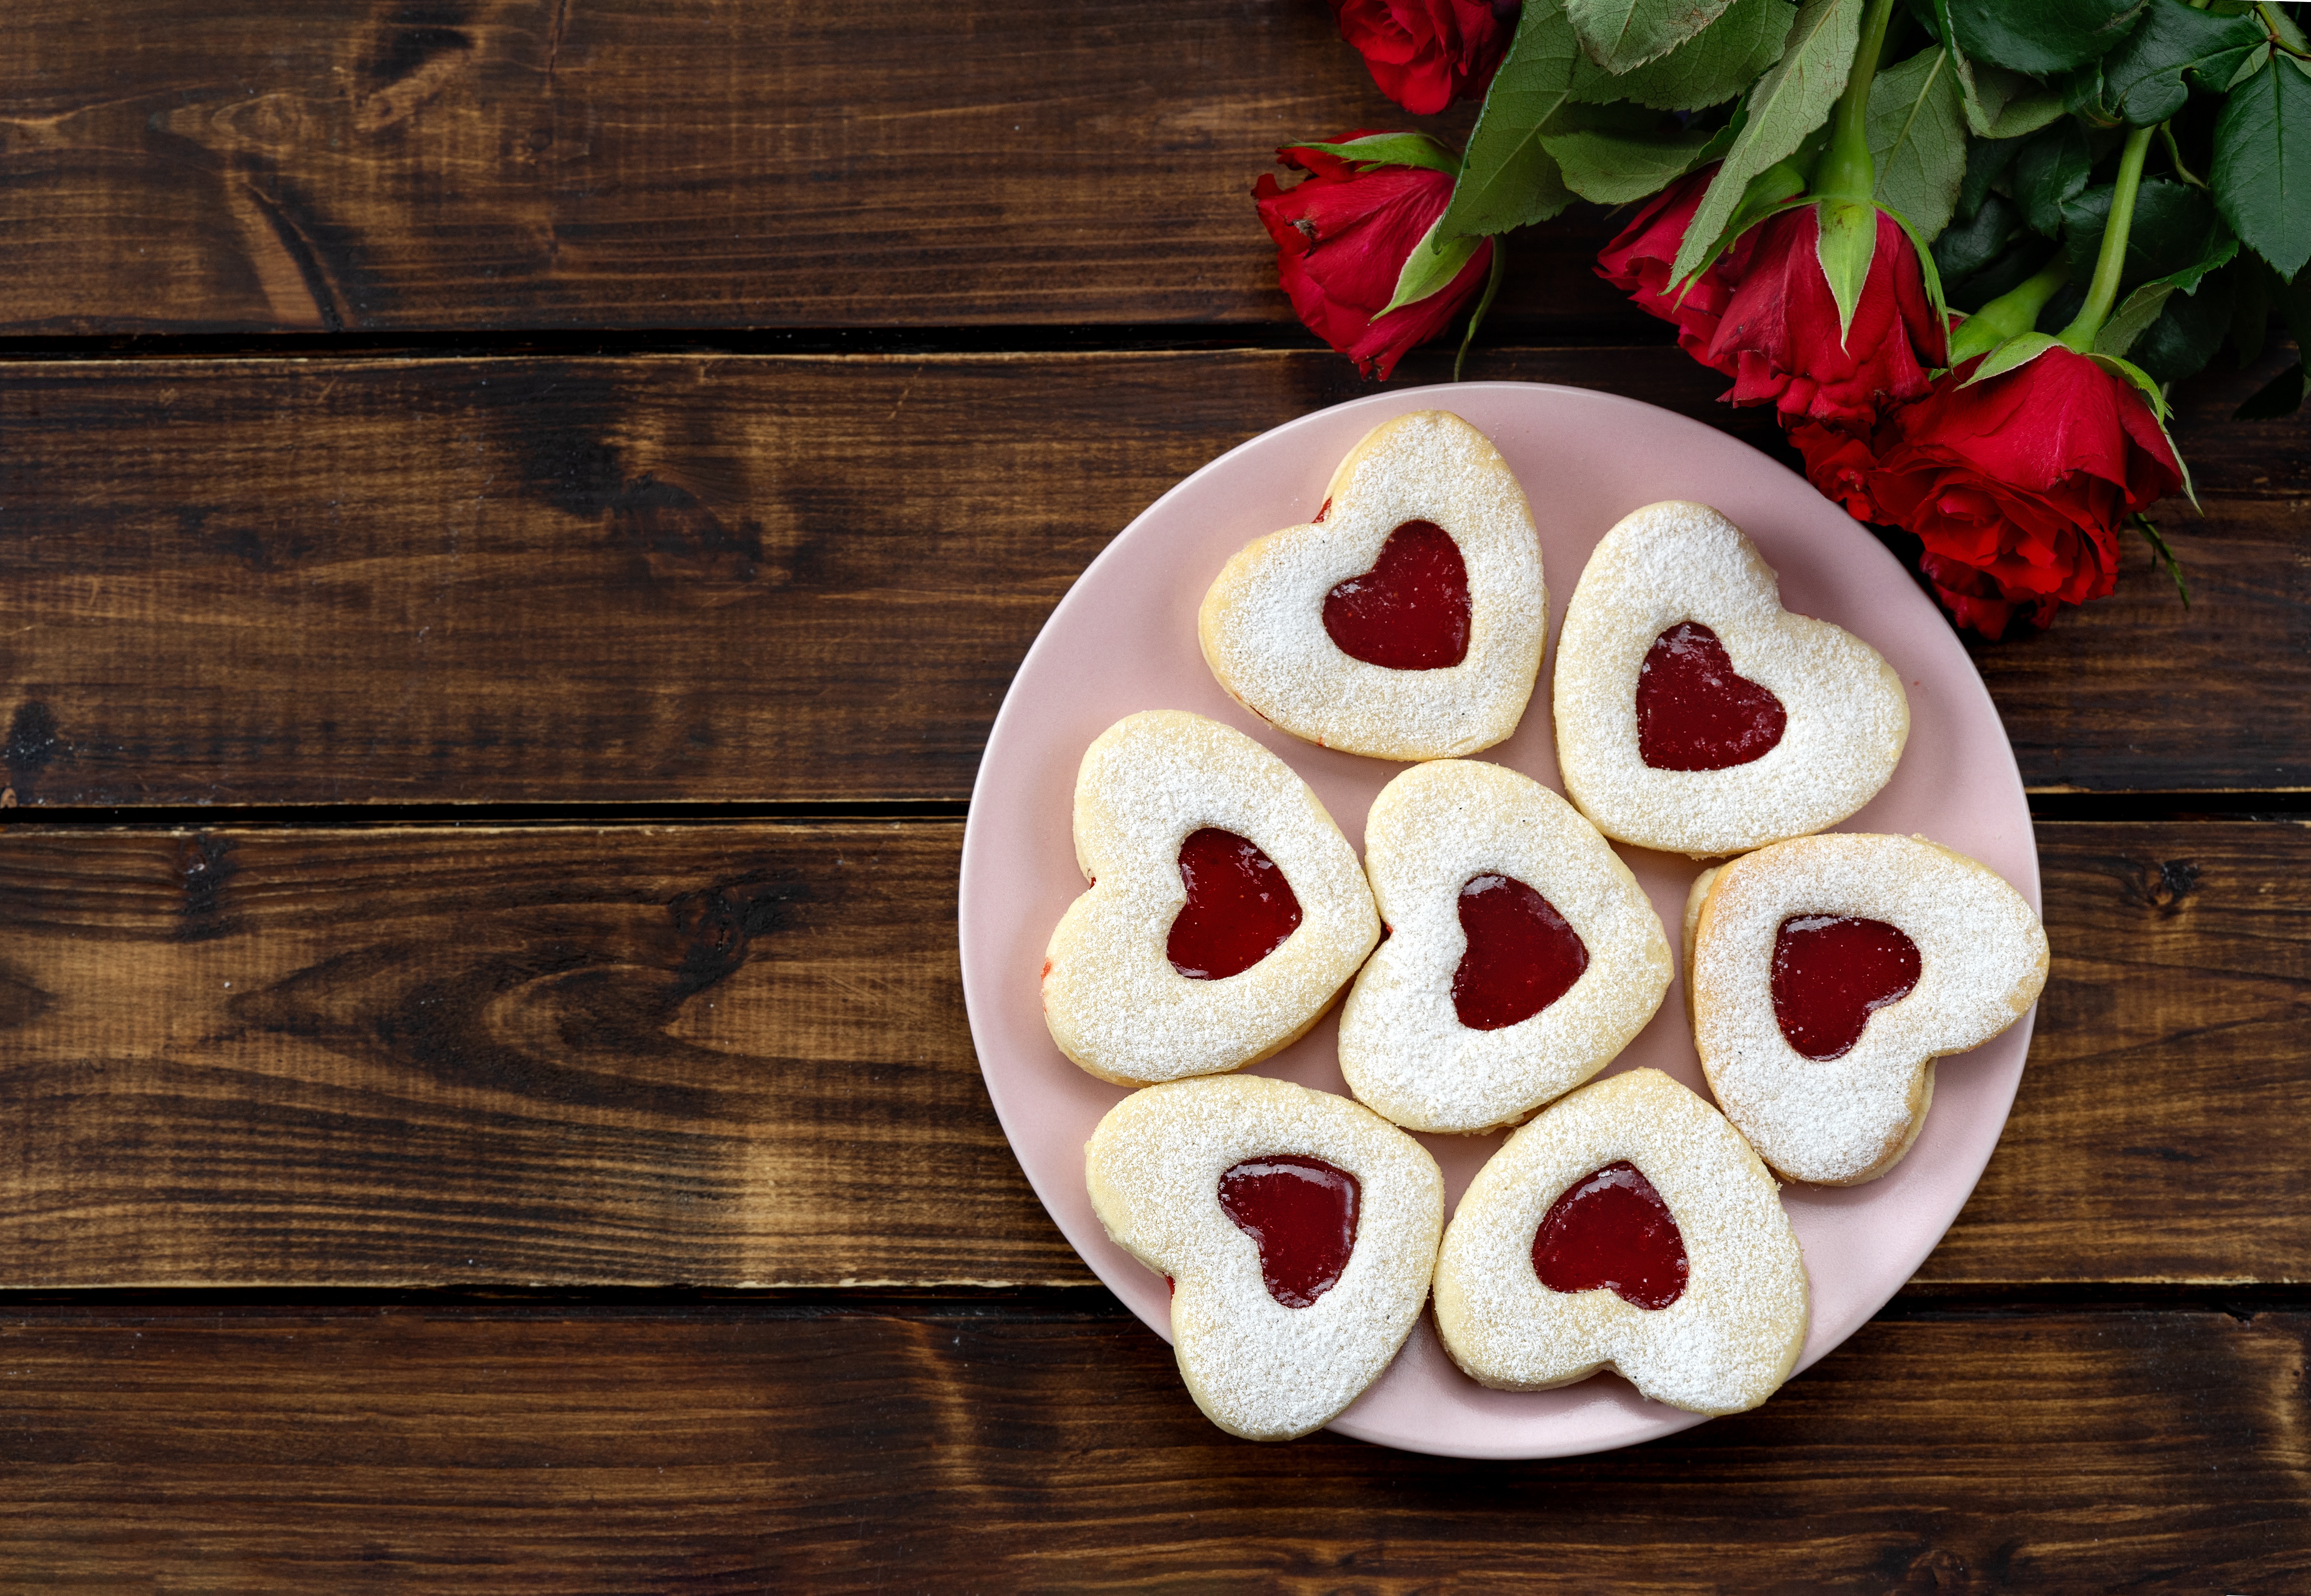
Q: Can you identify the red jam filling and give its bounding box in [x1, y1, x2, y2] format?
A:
[1218, 1155, 1361, 1309]
[1771, 913, 1921, 1060]
[1636, 621, 1787, 770]
[1531, 1160, 1688, 1310]
[1452, 873, 1590, 1031]
[1167, 827, 1302, 980]
[1322, 520, 1470, 671]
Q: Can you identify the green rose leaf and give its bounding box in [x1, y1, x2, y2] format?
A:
[1440, 0, 1583, 240]
[2212, 54, 2311, 282]
[1567, 0, 1735, 73]
[2129, 260, 2237, 382]
[2097, 0, 2264, 126]
[1381, 218, 1487, 315]
[2014, 118, 2093, 237]
[1954, 132, 2023, 222]
[1956, 56, 2071, 137]
[1943, 0, 2145, 75]
[1868, 45, 1969, 240]
[1570, 0, 1797, 110]
[1292, 132, 1465, 178]
[1542, 122, 1730, 202]
[1671, 0, 1864, 283]
[2235, 358, 2307, 419]
[2059, 177, 2226, 289]
[1933, 189, 2027, 281]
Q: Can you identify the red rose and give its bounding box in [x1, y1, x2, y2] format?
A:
[1595, 166, 1759, 376]
[1790, 347, 2184, 640]
[1707, 205, 1947, 427]
[1255, 135, 1495, 380]
[1330, 0, 1518, 115]
[1785, 419, 1879, 520]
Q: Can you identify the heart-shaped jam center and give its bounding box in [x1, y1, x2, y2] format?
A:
[1637, 621, 1787, 770]
[1322, 520, 1470, 671]
[1452, 873, 1590, 1031]
[1167, 827, 1302, 980]
[1218, 1155, 1361, 1309]
[1531, 1160, 1688, 1310]
[1771, 913, 1921, 1060]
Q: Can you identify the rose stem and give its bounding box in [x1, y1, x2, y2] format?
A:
[1945, 259, 2071, 365]
[2059, 123, 2156, 353]
[1811, 0, 1900, 203]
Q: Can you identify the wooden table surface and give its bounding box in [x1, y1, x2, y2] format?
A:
[3, 3, 2306, 1588]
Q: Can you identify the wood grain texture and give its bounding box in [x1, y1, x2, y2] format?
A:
[0, 0, 1638, 335]
[0, 1301, 2303, 1590]
[0, 819, 2300, 1288]
[2, 347, 2303, 807]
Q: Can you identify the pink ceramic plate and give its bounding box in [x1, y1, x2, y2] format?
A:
[958, 383, 2039, 1459]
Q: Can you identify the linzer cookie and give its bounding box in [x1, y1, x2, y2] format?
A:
[1688, 832, 2049, 1186]
[1553, 501, 1909, 857]
[1338, 758, 1671, 1134]
[1198, 409, 1546, 760]
[1432, 1068, 1809, 1416]
[1041, 710, 1379, 1086]
[1086, 1074, 1446, 1441]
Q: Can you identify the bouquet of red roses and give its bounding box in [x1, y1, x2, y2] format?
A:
[1256, 0, 2309, 638]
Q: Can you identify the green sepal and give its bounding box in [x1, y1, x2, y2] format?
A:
[1816, 199, 1882, 343]
[2132, 512, 2191, 606]
[1292, 132, 1464, 178]
[1456, 241, 1510, 382]
[1960, 329, 2065, 383]
[1382, 218, 1487, 316]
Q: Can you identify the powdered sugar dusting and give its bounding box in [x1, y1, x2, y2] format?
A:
[1340, 758, 1672, 1134]
[1042, 710, 1379, 1085]
[1199, 410, 1547, 760]
[1554, 501, 1908, 856]
[1690, 833, 2049, 1185]
[1086, 1074, 1445, 1441]
[1432, 1068, 1808, 1415]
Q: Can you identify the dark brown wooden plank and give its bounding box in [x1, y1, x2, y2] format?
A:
[1, 1301, 2302, 1589]
[0, 0, 1638, 336]
[0, 819, 2300, 1288]
[2, 348, 2301, 807]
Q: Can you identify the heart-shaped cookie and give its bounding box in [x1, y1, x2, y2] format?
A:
[1339, 758, 1671, 1134]
[1041, 710, 1379, 1086]
[1086, 1074, 1446, 1441]
[1198, 409, 1547, 761]
[1553, 501, 1909, 857]
[1688, 832, 2049, 1186]
[1431, 1068, 1809, 1416]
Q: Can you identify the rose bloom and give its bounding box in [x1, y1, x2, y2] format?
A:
[1788, 346, 2184, 639]
[1330, 0, 1518, 114]
[1255, 135, 1495, 380]
[1708, 205, 1946, 425]
[1595, 166, 1759, 374]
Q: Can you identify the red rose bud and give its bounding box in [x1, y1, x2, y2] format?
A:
[1595, 166, 1758, 378]
[1329, 0, 1518, 115]
[1706, 205, 1946, 427]
[1794, 348, 2184, 640]
[1255, 136, 1494, 381]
